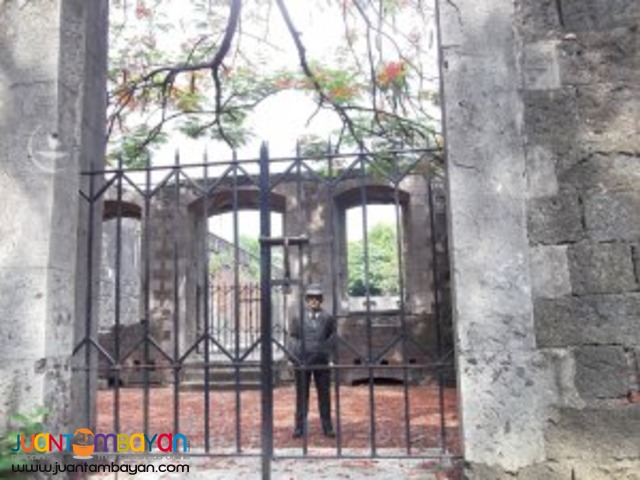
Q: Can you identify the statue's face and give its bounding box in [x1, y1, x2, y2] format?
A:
[306, 296, 322, 310]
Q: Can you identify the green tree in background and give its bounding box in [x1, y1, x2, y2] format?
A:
[348, 223, 400, 296]
[209, 234, 283, 280]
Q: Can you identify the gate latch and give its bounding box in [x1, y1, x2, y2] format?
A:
[259, 235, 309, 292]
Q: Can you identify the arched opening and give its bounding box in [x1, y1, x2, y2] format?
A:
[207, 209, 284, 358]
[98, 200, 146, 388]
[345, 203, 403, 312]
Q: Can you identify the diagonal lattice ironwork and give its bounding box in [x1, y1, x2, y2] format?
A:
[77, 144, 456, 476]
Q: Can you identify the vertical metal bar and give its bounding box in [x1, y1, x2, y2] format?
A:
[173, 150, 181, 435]
[214, 284, 218, 349]
[114, 156, 124, 436]
[295, 146, 311, 454]
[249, 284, 255, 353]
[232, 151, 242, 452]
[427, 177, 448, 452]
[259, 143, 273, 480]
[224, 284, 234, 350]
[143, 155, 152, 436]
[203, 153, 212, 452]
[327, 144, 343, 456]
[392, 156, 411, 455]
[434, 0, 454, 453]
[83, 168, 97, 427]
[196, 286, 201, 354]
[359, 153, 376, 456]
[224, 285, 229, 350]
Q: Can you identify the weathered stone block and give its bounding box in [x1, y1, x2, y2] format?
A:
[558, 27, 640, 85]
[535, 294, 640, 346]
[568, 242, 638, 294]
[540, 348, 585, 408]
[585, 191, 640, 241]
[0, 364, 46, 428]
[634, 348, 640, 391]
[528, 193, 583, 245]
[463, 460, 640, 480]
[0, 168, 53, 269]
[576, 84, 640, 153]
[463, 462, 514, 479]
[515, 0, 562, 42]
[529, 245, 571, 298]
[546, 405, 640, 460]
[457, 351, 547, 471]
[521, 40, 561, 90]
[522, 88, 579, 157]
[46, 268, 77, 358]
[0, 268, 47, 361]
[559, 0, 640, 31]
[526, 145, 559, 199]
[574, 346, 629, 399]
[559, 153, 640, 194]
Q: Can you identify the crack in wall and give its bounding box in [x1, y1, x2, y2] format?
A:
[630, 245, 640, 286]
[554, 0, 565, 28]
[444, 0, 462, 25]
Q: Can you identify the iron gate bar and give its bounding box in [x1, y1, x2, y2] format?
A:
[232, 154, 242, 453]
[202, 158, 212, 452]
[113, 157, 123, 438]
[428, 177, 449, 451]
[293, 152, 310, 456]
[83, 164, 97, 428]
[327, 148, 345, 456]
[392, 175, 412, 455]
[173, 152, 181, 437]
[142, 155, 152, 438]
[358, 154, 378, 456]
[259, 143, 274, 480]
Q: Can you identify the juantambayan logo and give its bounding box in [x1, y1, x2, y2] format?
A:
[27, 126, 70, 174]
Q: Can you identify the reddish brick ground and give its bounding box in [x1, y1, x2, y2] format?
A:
[97, 385, 460, 455]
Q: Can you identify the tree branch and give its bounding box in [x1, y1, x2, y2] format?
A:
[210, 0, 243, 146]
[274, 0, 367, 151]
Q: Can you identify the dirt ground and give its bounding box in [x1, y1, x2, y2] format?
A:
[97, 384, 460, 455]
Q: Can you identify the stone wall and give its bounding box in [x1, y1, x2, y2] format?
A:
[440, 0, 639, 477]
[521, 0, 640, 477]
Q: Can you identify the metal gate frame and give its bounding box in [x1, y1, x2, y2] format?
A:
[76, 143, 457, 479]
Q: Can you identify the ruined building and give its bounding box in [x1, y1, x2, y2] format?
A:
[0, 0, 638, 478]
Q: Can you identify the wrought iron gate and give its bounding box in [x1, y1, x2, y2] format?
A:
[76, 143, 457, 478]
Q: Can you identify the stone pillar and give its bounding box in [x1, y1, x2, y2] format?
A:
[438, 0, 547, 472]
[0, 0, 108, 436]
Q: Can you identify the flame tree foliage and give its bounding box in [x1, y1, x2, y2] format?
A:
[108, 0, 442, 165]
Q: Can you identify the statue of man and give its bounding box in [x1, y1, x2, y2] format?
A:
[288, 283, 336, 438]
